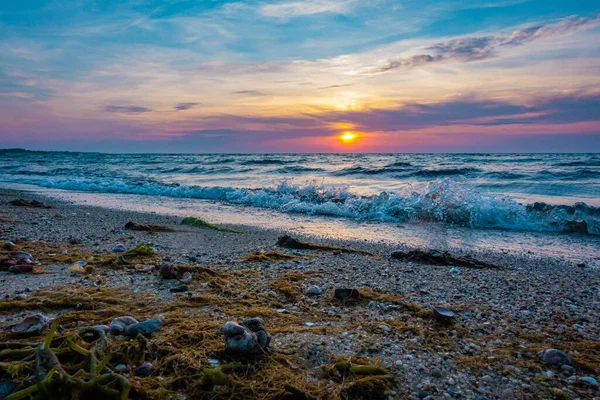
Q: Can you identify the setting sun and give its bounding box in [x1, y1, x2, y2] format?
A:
[339, 131, 358, 144]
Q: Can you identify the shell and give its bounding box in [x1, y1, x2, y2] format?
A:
[9, 314, 50, 337]
[537, 349, 572, 366]
[432, 307, 456, 322]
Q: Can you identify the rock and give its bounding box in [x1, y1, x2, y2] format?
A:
[69, 237, 82, 245]
[306, 286, 322, 296]
[179, 272, 192, 283]
[450, 267, 460, 274]
[561, 365, 576, 374]
[3, 241, 16, 250]
[109, 316, 139, 335]
[170, 285, 188, 293]
[223, 317, 270, 354]
[112, 244, 126, 253]
[134, 264, 155, 273]
[576, 263, 586, 268]
[334, 288, 360, 299]
[418, 390, 430, 399]
[9, 199, 51, 208]
[135, 362, 153, 376]
[378, 324, 391, 332]
[160, 264, 176, 279]
[432, 307, 456, 323]
[124, 317, 163, 338]
[481, 375, 493, 383]
[581, 376, 599, 387]
[115, 364, 127, 372]
[9, 314, 50, 338]
[8, 264, 33, 274]
[93, 325, 110, 335]
[0, 380, 16, 398]
[538, 349, 572, 366]
[8, 251, 33, 260]
[68, 261, 88, 274]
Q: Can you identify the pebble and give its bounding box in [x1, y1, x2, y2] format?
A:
[115, 364, 127, 372]
[581, 376, 599, 387]
[135, 362, 152, 376]
[112, 243, 126, 253]
[449, 267, 460, 274]
[223, 317, 270, 353]
[0, 380, 15, 397]
[306, 286, 322, 295]
[378, 324, 391, 332]
[124, 317, 163, 338]
[418, 390, 430, 399]
[538, 349, 572, 366]
[109, 316, 139, 335]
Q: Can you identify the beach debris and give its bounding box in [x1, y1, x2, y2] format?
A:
[109, 316, 139, 336]
[239, 249, 300, 262]
[223, 317, 271, 354]
[124, 221, 176, 232]
[432, 306, 456, 323]
[170, 285, 188, 293]
[160, 264, 176, 279]
[3, 240, 16, 250]
[538, 349, 572, 366]
[135, 362, 153, 376]
[199, 368, 229, 389]
[8, 251, 33, 260]
[276, 234, 373, 255]
[8, 198, 51, 208]
[8, 264, 33, 274]
[179, 271, 192, 283]
[112, 243, 126, 253]
[134, 264, 155, 273]
[8, 314, 50, 338]
[123, 242, 154, 257]
[0, 381, 15, 398]
[391, 249, 501, 269]
[181, 216, 240, 233]
[580, 376, 599, 387]
[334, 288, 360, 300]
[124, 316, 163, 338]
[306, 286, 322, 296]
[67, 260, 88, 274]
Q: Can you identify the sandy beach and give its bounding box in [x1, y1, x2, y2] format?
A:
[1, 187, 599, 400]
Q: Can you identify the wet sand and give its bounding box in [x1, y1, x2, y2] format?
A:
[1, 187, 599, 399]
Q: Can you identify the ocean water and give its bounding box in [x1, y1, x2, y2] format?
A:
[1, 151, 600, 237]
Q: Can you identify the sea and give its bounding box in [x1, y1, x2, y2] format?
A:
[1, 151, 599, 265]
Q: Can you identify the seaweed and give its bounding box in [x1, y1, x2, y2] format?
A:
[124, 222, 176, 233]
[239, 250, 302, 262]
[181, 217, 241, 233]
[391, 249, 502, 269]
[276, 235, 374, 256]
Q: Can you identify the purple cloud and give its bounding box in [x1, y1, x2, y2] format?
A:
[104, 105, 152, 113]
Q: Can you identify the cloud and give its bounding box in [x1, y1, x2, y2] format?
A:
[173, 102, 199, 111]
[232, 90, 267, 96]
[104, 105, 152, 113]
[375, 14, 600, 73]
[259, 0, 355, 19]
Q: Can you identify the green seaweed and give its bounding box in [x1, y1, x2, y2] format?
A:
[181, 217, 241, 233]
[123, 242, 155, 257]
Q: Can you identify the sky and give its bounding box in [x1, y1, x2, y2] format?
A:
[0, 0, 599, 153]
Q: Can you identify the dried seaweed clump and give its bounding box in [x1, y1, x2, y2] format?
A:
[124, 222, 176, 233]
[239, 250, 301, 262]
[276, 235, 373, 256]
[181, 217, 241, 233]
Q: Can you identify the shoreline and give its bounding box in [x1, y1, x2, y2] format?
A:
[1, 187, 599, 399]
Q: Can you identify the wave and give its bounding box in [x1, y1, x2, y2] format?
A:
[334, 166, 411, 176]
[537, 169, 600, 180]
[240, 159, 296, 165]
[483, 171, 528, 179]
[384, 161, 413, 167]
[555, 160, 600, 167]
[1, 175, 598, 235]
[414, 167, 482, 177]
[273, 166, 326, 174]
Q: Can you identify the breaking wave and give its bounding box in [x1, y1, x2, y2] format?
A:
[1, 175, 598, 235]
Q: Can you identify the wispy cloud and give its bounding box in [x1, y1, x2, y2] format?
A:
[173, 102, 199, 111]
[375, 14, 600, 73]
[104, 105, 152, 113]
[259, 0, 355, 19]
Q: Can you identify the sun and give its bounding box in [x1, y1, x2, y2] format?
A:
[339, 131, 358, 144]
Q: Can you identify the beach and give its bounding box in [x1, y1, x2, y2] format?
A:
[1, 186, 599, 399]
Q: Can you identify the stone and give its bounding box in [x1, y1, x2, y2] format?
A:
[3, 241, 16, 250]
[124, 317, 163, 338]
[135, 362, 153, 376]
[538, 349, 572, 366]
[334, 288, 360, 299]
[223, 317, 270, 354]
[432, 307, 456, 323]
[170, 285, 188, 293]
[160, 264, 177, 279]
[581, 377, 599, 387]
[112, 244, 126, 253]
[9, 314, 50, 337]
[109, 316, 139, 335]
[306, 286, 322, 296]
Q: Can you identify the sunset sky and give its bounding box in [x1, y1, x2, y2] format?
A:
[0, 0, 599, 152]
